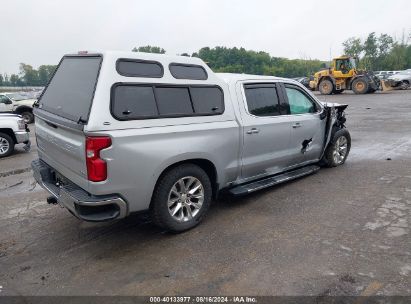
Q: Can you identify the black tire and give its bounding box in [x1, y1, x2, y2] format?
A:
[0, 132, 15, 158]
[150, 164, 212, 232]
[321, 129, 351, 168]
[21, 111, 34, 124]
[400, 80, 410, 90]
[352, 77, 369, 94]
[319, 79, 333, 95]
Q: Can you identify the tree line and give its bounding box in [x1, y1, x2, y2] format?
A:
[0, 64, 56, 87]
[2, 32, 410, 87]
[343, 31, 411, 71]
[132, 45, 327, 77]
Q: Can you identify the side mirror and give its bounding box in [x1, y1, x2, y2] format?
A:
[6, 100, 13, 105]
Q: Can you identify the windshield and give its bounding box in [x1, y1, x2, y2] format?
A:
[336, 58, 354, 71]
[349, 58, 357, 69]
[38, 56, 102, 122]
[6, 93, 26, 101]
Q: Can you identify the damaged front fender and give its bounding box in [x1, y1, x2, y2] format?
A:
[320, 103, 348, 158]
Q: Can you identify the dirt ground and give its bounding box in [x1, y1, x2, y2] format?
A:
[0, 90, 411, 296]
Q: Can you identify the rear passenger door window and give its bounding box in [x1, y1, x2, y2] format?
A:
[284, 86, 317, 114]
[244, 84, 281, 116]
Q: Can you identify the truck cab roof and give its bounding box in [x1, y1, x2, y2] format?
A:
[216, 73, 291, 84]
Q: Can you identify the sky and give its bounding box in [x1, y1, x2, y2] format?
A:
[1, 0, 411, 75]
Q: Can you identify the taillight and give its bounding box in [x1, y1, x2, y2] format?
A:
[85, 136, 111, 182]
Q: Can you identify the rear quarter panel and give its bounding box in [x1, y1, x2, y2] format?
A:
[89, 121, 239, 212]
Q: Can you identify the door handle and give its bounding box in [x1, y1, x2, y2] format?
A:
[246, 128, 260, 134]
[292, 123, 302, 128]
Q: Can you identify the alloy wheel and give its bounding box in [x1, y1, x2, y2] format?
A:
[22, 114, 31, 124]
[0, 137, 10, 155]
[333, 136, 348, 164]
[400, 81, 410, 90]
[168, 176, 204, 222]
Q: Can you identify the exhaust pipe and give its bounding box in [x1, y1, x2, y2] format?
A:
[47, 196, 58, 205]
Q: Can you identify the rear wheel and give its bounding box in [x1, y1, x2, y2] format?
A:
[352, 78, 369, 94]
[321, 129, 351, 167]
[0, 132, 15, 158]
[150, 164, 212, 232]
[319, 79, 334, 95]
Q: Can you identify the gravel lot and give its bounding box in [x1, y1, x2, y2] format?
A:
[1, 90, 411, 296]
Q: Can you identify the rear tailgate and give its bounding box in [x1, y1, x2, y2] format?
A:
[35, 116, 88, 190]
[34, 54, 102, 191]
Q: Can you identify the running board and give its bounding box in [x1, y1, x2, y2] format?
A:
[228, 165, 320, 196]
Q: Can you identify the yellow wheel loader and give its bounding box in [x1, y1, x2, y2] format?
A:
[309, 56, 381, 95]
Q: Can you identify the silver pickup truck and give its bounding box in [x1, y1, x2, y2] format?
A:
[32, 51, 350, 232]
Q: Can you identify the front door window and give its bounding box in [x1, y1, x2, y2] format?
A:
[285, 87, 316, 114]
[0, 96, 10, 104]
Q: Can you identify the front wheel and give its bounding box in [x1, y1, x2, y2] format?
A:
[0, 132, 15, 158]
[321, 129, 351, 167]
[150, 164, 212, 232]
[352, 78, 369, 94]
[400, 81, 410, 90]
[21, 111, 34, 124]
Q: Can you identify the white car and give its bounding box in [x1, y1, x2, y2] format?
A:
[373, 71, 400, 80]
[388, 70, 411, 89]
[0, 92, 37, 123]
[0, 113, 30, 158]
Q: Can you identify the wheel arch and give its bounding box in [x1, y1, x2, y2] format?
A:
[318, 76, 335, 90]
[348, 75, 366, 90]
[320, 128, 351, 168]
[0, 128, 17, 143]
[152, 158, 219, 202]
[13, 105, 33, 114]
